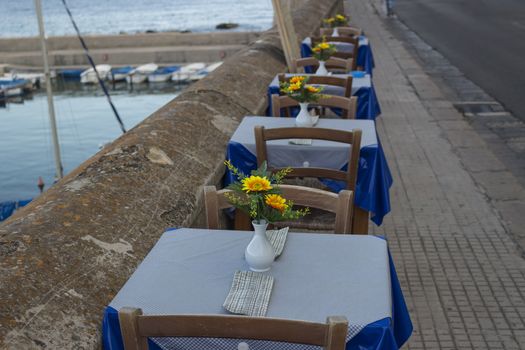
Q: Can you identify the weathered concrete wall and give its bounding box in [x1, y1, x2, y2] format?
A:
[0, 32, 261, 67]
[0, 32, 260, 52]
[0, 0, 341, 348]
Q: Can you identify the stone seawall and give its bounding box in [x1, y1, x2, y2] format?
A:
[0, 31, 261, 67]
[0, 0, 342, 348]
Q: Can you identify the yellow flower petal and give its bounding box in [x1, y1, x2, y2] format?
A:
[241, 176, 272, 193]
[265, 194, 288, 212]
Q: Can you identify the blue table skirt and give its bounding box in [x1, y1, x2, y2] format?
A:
[301, 40, 375, 75]
[225, 140, 392, 226]
[101, 247, 412, 350]
[267, 84, 381, 121]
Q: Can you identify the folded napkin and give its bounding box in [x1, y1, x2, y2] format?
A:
[223, 271, 274, 317]
[266, 226, 289, 258]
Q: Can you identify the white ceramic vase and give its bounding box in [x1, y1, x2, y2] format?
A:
[245, 220, 275, 272]
[295, 103, 314, 127]
[332, 27, 340, 37]
[315, 60, 328, 75]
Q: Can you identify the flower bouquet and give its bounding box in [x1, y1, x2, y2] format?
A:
[224, 160, 309, 271]
[312, 38, 337, 75]
[279, 76, 323, 127]
[323, 13, 350, 36]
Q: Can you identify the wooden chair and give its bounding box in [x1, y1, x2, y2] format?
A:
[320, 26, 363, 37]
[204, 184, 354, 234]
[291, 57, 354, 74]
[311, 36, 359, 70]
[255, 126, 361, 192]
[119, 307, 349, 350]
[278, 73, 353, 98]
[255, 126, 364, 234]
[271, 94, 357, 119]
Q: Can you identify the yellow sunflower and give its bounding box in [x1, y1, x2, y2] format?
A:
[336, 14, 346, 21]
[318, 42, 331, 50]
[288, 82, 302, 91]
[241, 176, 272, 193]
[324, 17, 335, 24]
[289, 76, 305, 84]
[265, 194, 288, 212]
[306, 85, 320, 93]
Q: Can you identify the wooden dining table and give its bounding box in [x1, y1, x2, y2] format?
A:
[102, 228, 412, 350]
[225, 116, 393, 233]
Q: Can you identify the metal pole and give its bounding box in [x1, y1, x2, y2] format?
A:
[34, 0, 63, 180]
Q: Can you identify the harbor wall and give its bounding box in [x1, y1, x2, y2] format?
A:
[0, 31, 261, 67]
[0, 0, 342, 348]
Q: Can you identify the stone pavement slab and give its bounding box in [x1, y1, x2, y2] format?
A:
[347, 0, 525, 348]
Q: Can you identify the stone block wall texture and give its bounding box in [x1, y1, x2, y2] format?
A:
[0, 0, 341, 348]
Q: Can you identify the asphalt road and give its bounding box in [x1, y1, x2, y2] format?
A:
[394, 0, 525, 121]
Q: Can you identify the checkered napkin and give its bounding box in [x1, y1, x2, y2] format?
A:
[266, 226, 289, 258]
[223, 271, 274, 317]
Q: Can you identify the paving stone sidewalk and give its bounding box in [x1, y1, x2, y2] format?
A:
[345, 0, 525, 348]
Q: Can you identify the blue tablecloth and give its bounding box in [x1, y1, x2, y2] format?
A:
[101, 239, 411, 350]
[267, 73, 381, 120]
[225, 137, 392, 226]
[301, 36, 375, 75]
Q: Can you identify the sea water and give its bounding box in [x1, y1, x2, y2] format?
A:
[0, 83, 182, 201]
[0, 0, 274, 37]
[0, 0, 274, 202]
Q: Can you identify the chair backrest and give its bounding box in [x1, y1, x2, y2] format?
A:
[311, 36, 359, 68]
[271, 94, 357, 119]
[320, 26, 363, 37]
[291, 57, 354, 74]
[255, 125, 361, 193]
[204, 184, 354, 234]
[119, 307, 349, 350]
[278, 73, 353, 98]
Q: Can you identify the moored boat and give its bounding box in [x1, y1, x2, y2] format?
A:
[148, 66, 180, 83]
[109, 66, 134, 82]
[0, 78, 30, 97]
[80, 64, 112, 84]
[188, 61, 223, 81]
[126, 63, 158, 84]
[171, 62, 206, 83]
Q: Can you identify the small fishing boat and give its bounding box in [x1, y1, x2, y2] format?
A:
[4, 72, 46, 88]
[80, 64, 112, 84]
[57, 68, 84, 81]
[188, 62, 223, 81]
[0, 78, 30, 97]
[109, 66, 134, 82]
[171, 62, 206, 83]
[148, 66, 181, 83]
[126, 63, 158, 84]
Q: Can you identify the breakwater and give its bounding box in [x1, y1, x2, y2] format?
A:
[0, 0, 343, 348]
[0, 31, 261, 67]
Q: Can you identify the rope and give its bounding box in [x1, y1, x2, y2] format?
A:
[60, 0, 127, 134]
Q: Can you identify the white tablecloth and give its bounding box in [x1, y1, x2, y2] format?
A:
[230, 116, 377, 172]
[109, 228, 392, 349]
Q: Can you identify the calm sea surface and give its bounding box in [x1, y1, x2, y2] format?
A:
[0, 83, 181, 201]
[0, 0, 273, 37]
[0, 0, 274, 203]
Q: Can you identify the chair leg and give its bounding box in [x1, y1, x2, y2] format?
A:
[352, 206, 369, 234]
